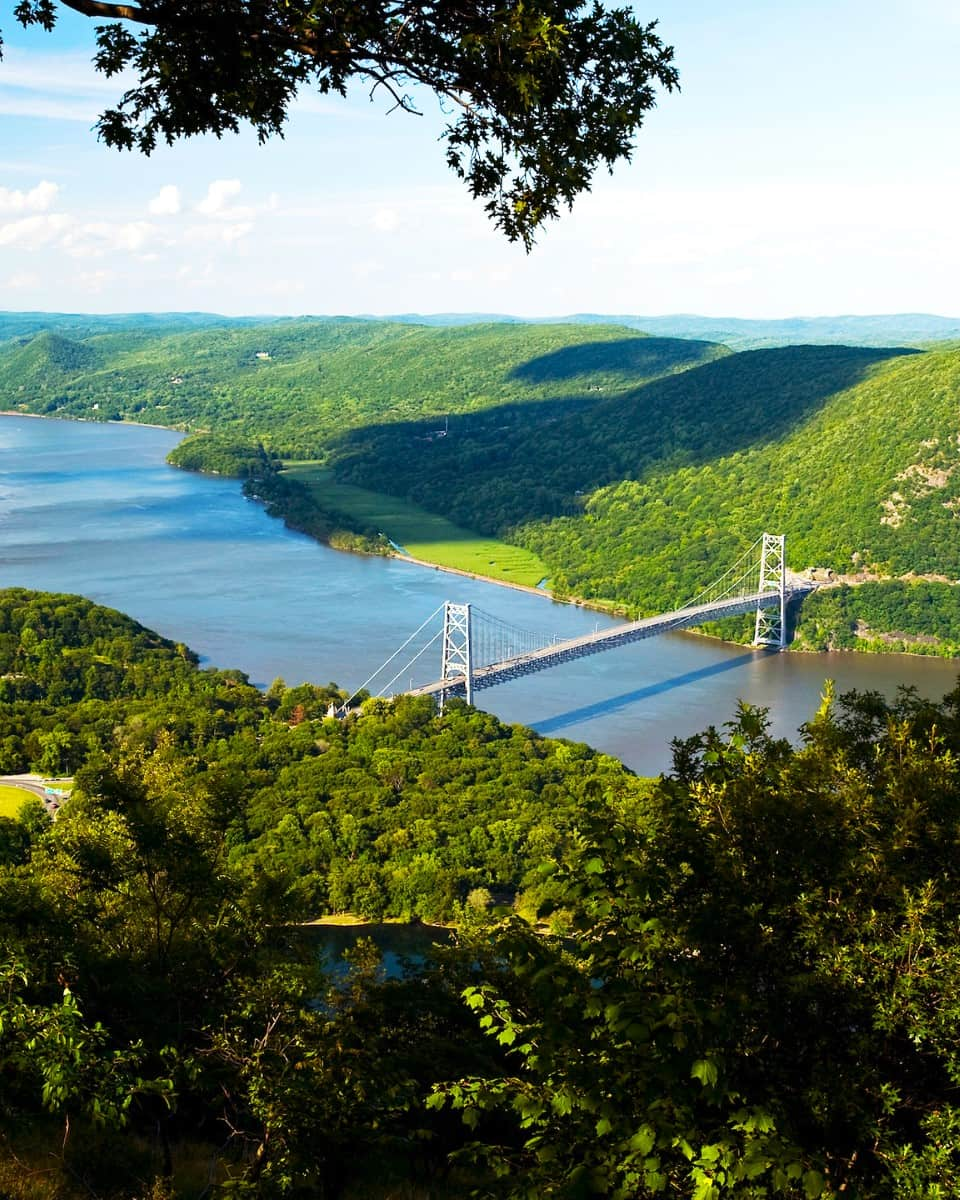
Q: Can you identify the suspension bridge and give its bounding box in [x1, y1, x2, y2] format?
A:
[341, 534, 814, 710]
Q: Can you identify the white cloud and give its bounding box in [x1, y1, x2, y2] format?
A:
[0, 180, 59, 214]
[220, 222, 254, 243]
[261, 278, 306, 296]
[0, 213, 72, 247]
[352, 259, 383, 279]
[196, 179, 251, 218]
[0, 96, 100, 122]
[62, 220, 160, 257]
[0, 51, 131, 96]
[75, 269, 115, 295]
[0, 49, 135, 122]
[6, 271, 40, 290]
[184, 221, 254, 246]
[372, 207, 400, 233]
[148, 185, 181, 216]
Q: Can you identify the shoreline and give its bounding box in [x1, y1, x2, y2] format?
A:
[392, 549, 578, 605]
[0, 410, 186, 434]
[5, 411, 956, 661]
[390, 551, 634, 619]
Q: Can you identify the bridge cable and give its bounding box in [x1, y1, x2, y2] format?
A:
[374, 628, 445, 697]
[342, 602, 445, 708]
[675, 534, 765, 611]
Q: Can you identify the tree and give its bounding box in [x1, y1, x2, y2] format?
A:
[5, 0, 678, 247]
[432, 689, 960, 1197]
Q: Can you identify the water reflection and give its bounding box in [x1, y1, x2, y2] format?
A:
[3, 414, 960, 777]
[532, 651, 759, 735]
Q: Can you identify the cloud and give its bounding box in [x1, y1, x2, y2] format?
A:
[0, 96, 101, 121]
[0, 213, 72, 248]
[220, 222, 253, 242]
[148, 185, 181, 216]
[0, 180, 59, 214]
[196, 179, 252, 219]
[351, 259, 383, 279]
[62, 220, 161, 257]
[0, 51, 130, 96]
[5, 271, 40, 290]
[75, 269, 115, 294]
[184, 221, 254, 246]
[0, 49, 134, 122]
[372, 207, 400, 233]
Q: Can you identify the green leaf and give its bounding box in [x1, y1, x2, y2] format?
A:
[629, 1125, 656, 1155]
[691, 1059, 719, 1088]
[803, 1169, 826, 1198]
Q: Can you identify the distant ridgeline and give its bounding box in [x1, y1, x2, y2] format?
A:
[2, 311, 960, 654]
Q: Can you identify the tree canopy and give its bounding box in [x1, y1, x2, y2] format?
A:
[5, 0, 678, 247]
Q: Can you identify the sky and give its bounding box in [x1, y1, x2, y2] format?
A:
[0, 1, 958, 318]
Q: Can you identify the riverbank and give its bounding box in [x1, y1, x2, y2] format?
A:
[1, 411, 186, 433]
[6, 412, 957, 659]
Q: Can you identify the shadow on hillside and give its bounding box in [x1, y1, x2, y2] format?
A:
[509, 336, 723, 382]
[529, 650, 759, 736]
[328, 343, 921, 533]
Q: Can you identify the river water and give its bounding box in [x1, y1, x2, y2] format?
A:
[2, 415, 957, 776]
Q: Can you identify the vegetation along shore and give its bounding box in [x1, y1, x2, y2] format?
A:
[3, 585, 960, 1195]
[2, 312, 959, 653]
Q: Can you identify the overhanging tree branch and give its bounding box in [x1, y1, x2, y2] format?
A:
[59, 0, 149, 22]
[3, 1, 679, 248]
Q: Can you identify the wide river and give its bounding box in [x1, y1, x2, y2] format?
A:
[2, 415, 957, 775]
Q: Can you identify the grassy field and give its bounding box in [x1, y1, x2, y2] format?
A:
[0, 784, 32, 818]
[284, 465, 551, 589]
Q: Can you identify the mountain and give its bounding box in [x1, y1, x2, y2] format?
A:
[5, 309, 959, 350]
[0, 319, 726, 449]
[369, 312, 960, 349]
[2, 312, 959, 652]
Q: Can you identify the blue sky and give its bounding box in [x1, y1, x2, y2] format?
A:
[1, 1, 958, 317]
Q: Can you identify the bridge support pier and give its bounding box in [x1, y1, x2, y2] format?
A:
[754, 533, 787, 649]
[440, 602, 473, 709]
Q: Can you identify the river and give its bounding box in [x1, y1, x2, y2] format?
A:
[2, 414, 957, 776]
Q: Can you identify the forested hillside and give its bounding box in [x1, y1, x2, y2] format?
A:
[0, 588, 636, 919]
[2, 315, 960, 650]
[5, 590, 960, 1196]
[333, 341, 960, 638]
[0, 318, 724, 452]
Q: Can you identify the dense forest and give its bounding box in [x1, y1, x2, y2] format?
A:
[2, 315, 960, 650]
[4, 590, 960, 1196]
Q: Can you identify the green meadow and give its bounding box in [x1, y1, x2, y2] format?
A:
[0, 785, 32, 818]
[284, 464, 551, 588]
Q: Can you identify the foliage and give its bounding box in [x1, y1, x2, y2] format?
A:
[0, 588, 643, 921]
[240, 695, 642, 921]
[434, 685, 960, 1197]
[3, 316, 960, 646]
[793, 580, 960, 655]
[283, 464, 550, 586]
[6, 0, 677, 247]
[5, 591, 960, 1194]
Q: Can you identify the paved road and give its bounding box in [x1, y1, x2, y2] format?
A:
[1, 774, 71, 813]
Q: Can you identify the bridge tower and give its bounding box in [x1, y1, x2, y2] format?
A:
[753, 532, 787, 649]
[440, 602, 473, 708]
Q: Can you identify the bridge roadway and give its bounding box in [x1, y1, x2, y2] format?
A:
[406, 586, 813, 700]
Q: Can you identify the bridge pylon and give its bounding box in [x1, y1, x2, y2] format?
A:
[440, 602, 473, 709]
[753, 533, 787, 649]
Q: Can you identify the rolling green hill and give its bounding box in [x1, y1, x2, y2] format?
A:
[0, 319, 724, 447]
[2, 314, 960, 651]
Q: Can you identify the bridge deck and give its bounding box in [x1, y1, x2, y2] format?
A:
[407, 587, 812, 699]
